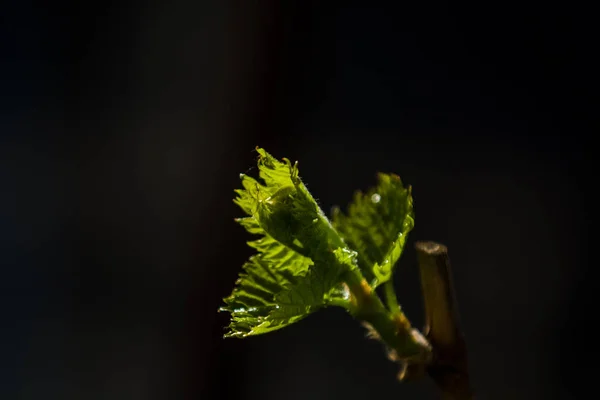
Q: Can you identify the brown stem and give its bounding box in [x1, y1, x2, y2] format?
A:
[415, 241, 473, 400]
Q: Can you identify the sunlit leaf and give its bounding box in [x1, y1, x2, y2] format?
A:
[332, 173, 414, 287]
[221, 148, 356, 337]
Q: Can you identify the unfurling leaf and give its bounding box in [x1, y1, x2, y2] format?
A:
[332, 173, 414, 288]
[221, 148, 356, 338]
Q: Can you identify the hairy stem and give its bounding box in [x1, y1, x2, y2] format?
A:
[415, 241, 473, 400]
[343, 269, 432, 365]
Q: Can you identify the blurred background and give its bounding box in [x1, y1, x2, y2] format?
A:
[1, 1, 593, 399]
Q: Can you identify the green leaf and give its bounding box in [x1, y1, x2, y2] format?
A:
[268, 248, 357, 330]
[221, 253, 308, 338]
[222, 247, 356, 338]
[332, 173, 414, 288]
[233, 148, 344, 257]
[221, 148, 356, 338]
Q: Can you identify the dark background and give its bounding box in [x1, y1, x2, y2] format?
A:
[2, 1, 594, 399]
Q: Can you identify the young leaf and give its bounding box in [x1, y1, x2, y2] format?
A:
[221, 253, 308, 338]
[267, 248, 357, 329]
[332, 173, 414, 288]
[221, 148, 356, 338]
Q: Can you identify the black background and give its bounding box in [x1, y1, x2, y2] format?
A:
[2, 1, 594, 399]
